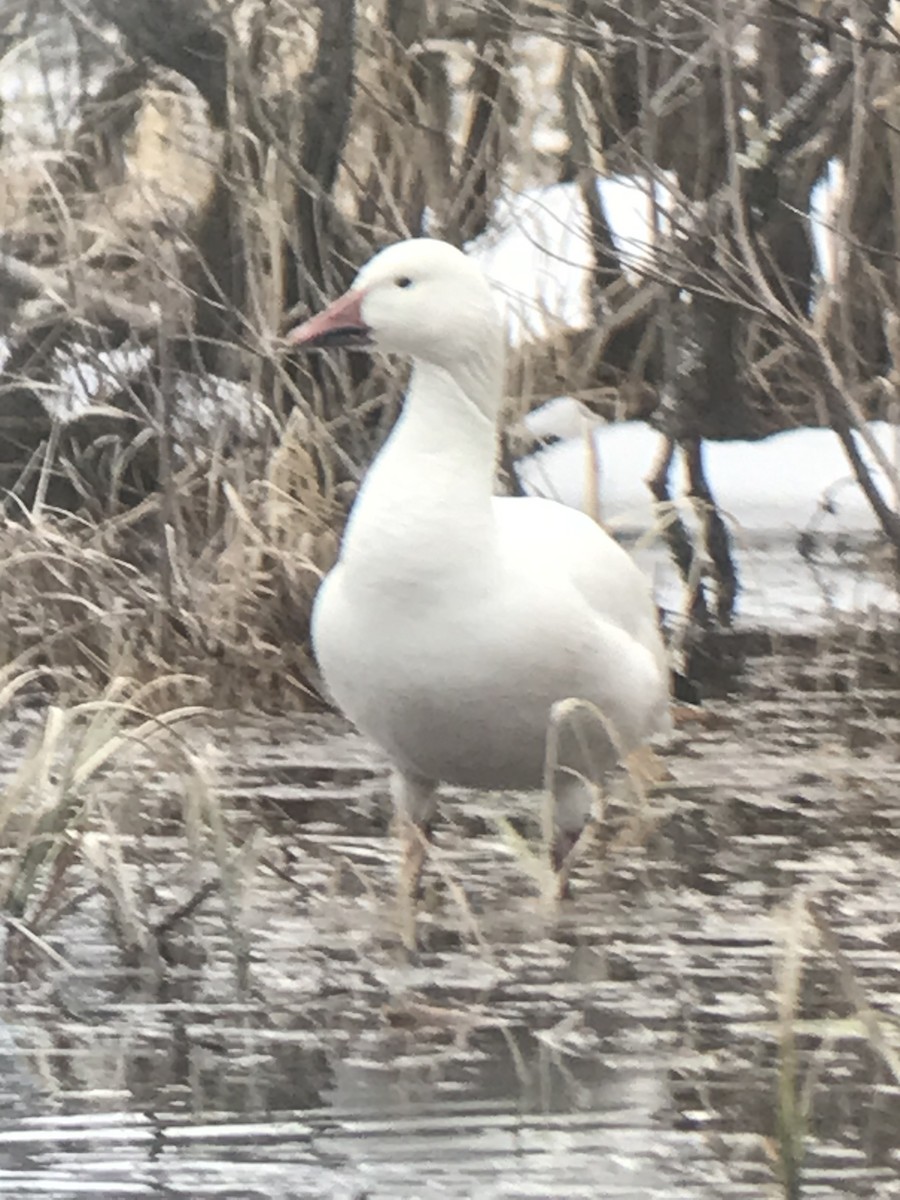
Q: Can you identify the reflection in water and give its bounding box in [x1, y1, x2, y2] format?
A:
[0, 633, 897, 1197]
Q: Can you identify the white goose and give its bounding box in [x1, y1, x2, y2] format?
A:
[288, 239, 671, 913]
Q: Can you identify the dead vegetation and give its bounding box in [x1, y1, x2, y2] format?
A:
[0, 0, 898, 693]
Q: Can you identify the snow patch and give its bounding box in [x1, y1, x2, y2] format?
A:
[45, 344, 262, 446]
[52, 346, 154, 421]
[473, 171, 836, 342]
[519, 415, 899, 629]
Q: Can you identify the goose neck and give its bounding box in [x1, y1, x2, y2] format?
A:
[398, 358, 500, 476]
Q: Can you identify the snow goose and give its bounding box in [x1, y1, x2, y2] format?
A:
[288, 239, 671, 924]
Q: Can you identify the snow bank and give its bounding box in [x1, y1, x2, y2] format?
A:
[520, 419, 898, 540]
[519, 415, 899, 629]
[472, 173, 836, 343]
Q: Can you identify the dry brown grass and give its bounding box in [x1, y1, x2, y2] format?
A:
[771, 890, 900, 1199]
[0, 5, 642, 718]
[2, 0, 899, 711]
[0, 404, 343, 709]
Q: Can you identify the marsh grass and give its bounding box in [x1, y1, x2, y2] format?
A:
[489, 696, 659, 912]
[0, 673, 258, 990]
[773, 891, 812, 1200]
[771, 891, 900, 1198]
[0, 403, 342, 709]
[0, 677, 202, 914]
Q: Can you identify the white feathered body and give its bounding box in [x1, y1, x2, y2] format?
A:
[312, 358, 670, 792]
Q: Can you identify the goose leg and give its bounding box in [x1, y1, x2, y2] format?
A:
[550, 771, 598, 899]
[391, 771, 438, 948]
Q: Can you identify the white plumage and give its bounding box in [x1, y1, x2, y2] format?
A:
[288, 239, 670, 906]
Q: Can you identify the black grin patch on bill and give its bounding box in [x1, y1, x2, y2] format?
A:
[309, 325, 373, 349]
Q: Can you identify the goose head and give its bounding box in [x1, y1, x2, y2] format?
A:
[287, 239, 503, 373]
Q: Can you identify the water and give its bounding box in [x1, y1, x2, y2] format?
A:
[0, 629, 898, 1198]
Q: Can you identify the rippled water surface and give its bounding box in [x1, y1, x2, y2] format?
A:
[0, 628, 899, 1198]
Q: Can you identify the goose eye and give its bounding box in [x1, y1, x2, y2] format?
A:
[395, 276, 413, 289]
